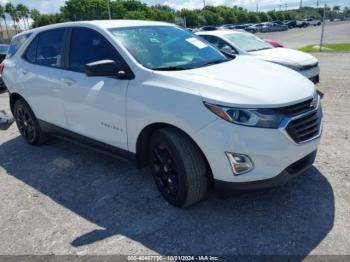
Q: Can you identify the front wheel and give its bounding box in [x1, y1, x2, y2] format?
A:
[13, 99, 47, 145]
[149, 128, 208, 207]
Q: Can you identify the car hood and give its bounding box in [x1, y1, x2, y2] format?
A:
[249, 47, 318, 66]
[153, 56, 315, 108]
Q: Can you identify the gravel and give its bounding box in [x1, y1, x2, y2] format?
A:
[0, 52, 349, 256]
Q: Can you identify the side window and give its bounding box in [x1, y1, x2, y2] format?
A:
[201, 35, 218, 46]
[36, 28, 65, 68]
[202, 35, 236, 54]
[23, 36, 38, 63]
[69, 27, 120, 73]
[7, 33, 31, 58]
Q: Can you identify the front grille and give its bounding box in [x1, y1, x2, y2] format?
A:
[278, 99, 313, 117]
[300, 62, 318, 71]
[286, 108, 322, 143]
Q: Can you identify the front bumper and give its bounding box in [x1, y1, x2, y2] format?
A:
[215, 150, 317, 195]
[299, 65, 320, 82]
[193, 105, 322, 184]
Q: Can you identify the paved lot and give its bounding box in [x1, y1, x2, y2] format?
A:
[0, 52, 350, 256]
[257, 21, 350, 48]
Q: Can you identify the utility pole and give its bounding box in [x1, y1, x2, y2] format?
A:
[107, 0, 111, 20]
[285, 4, 288, 11]
[320, 4, 326, 52]
[316, 0, 319, 8]
[300, 0, 303, 9]
[203, 0, 206, 8]
[279, 4, 282, 11]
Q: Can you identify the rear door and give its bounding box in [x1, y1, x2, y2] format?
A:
[60, 27, 130, 149]
[16, 28, 68, 127]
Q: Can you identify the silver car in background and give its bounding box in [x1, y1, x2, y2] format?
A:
[196, 30, 320, 83]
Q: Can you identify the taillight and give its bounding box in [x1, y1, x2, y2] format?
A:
[0, 64, 4, 74]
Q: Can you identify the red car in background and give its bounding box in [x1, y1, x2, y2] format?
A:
[264, 39, 284, 47]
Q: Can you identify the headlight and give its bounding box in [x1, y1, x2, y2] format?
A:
[204, 102, 284, 128]
[311, 93, 319, 108]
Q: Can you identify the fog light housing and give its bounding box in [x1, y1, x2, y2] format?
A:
[226, 152, 254, 175]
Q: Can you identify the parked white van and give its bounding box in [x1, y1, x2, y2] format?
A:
[2, 21, 323, 207]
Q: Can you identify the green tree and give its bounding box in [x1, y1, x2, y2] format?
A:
[267, 11, 277, 20]
[16, 4, 30, 30]
[5, 2, 19, 33]
[18, 0, 350, 30]
[248, 12, 259, 23]
[257, 12, 269, 22]
[32, 13, 67, 28]
[30, 9, 41, 21]
[275, 12, 285, 21]
[0, 5, 9, 39]
[177, 9, 198, 27]
[61, 0, 108, 20]
[236, 12, 248, 23]
[123, 10, 147, 20]
[333, 6, 340, 13]
[110, 1, 127, 19]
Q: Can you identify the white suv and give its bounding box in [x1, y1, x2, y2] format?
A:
[2, 21, 323, 207]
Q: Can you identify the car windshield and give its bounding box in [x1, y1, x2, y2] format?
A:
[109, 26, 228, 70]
[225, 32, 274, 52]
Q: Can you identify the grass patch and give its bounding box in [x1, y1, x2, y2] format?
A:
[298, 43, 350, 52]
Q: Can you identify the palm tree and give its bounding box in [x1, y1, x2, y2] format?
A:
[16, 4, 30, 30]
[0, 5, 9, 39]
[5, 2, 18, 33]
[1, 16, 9, 39]
[0, 5, 4, 38]
[0, 17, 3, 39]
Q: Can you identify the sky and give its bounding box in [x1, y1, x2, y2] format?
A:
[0, 0, 349, 14]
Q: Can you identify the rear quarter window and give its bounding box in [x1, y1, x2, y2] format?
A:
[7, 33, 31, 58]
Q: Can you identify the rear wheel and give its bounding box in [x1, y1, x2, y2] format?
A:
[149, 128, 208, 207]
[13, 99, 47, 145]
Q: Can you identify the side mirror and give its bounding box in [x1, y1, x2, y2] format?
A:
[84, 59, 131, 79]
[220, 46, 237, 58]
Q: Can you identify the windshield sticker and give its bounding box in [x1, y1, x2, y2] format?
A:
[186, 37, 207, 49]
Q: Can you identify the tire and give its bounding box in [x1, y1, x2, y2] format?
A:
[13, 99, 47, 145]
[149, 127, 208, 207]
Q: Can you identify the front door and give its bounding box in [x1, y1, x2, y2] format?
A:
[60, 27, 129, 150]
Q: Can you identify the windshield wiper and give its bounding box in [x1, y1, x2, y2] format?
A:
[199, 58, 231, 68]
[153, 66, 189, 71]
[248, 47, 272, 52]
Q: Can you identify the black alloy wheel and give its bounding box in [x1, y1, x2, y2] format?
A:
[13, 99, 47, 145]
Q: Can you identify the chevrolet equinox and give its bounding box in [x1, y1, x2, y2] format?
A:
[2, 21, 323, 207]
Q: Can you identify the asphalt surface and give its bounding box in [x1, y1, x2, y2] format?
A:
[0, 55, 350, 255]
[257, 21, 350, 48]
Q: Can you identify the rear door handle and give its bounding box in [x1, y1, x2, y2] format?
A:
[61, 78, 76, 86]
